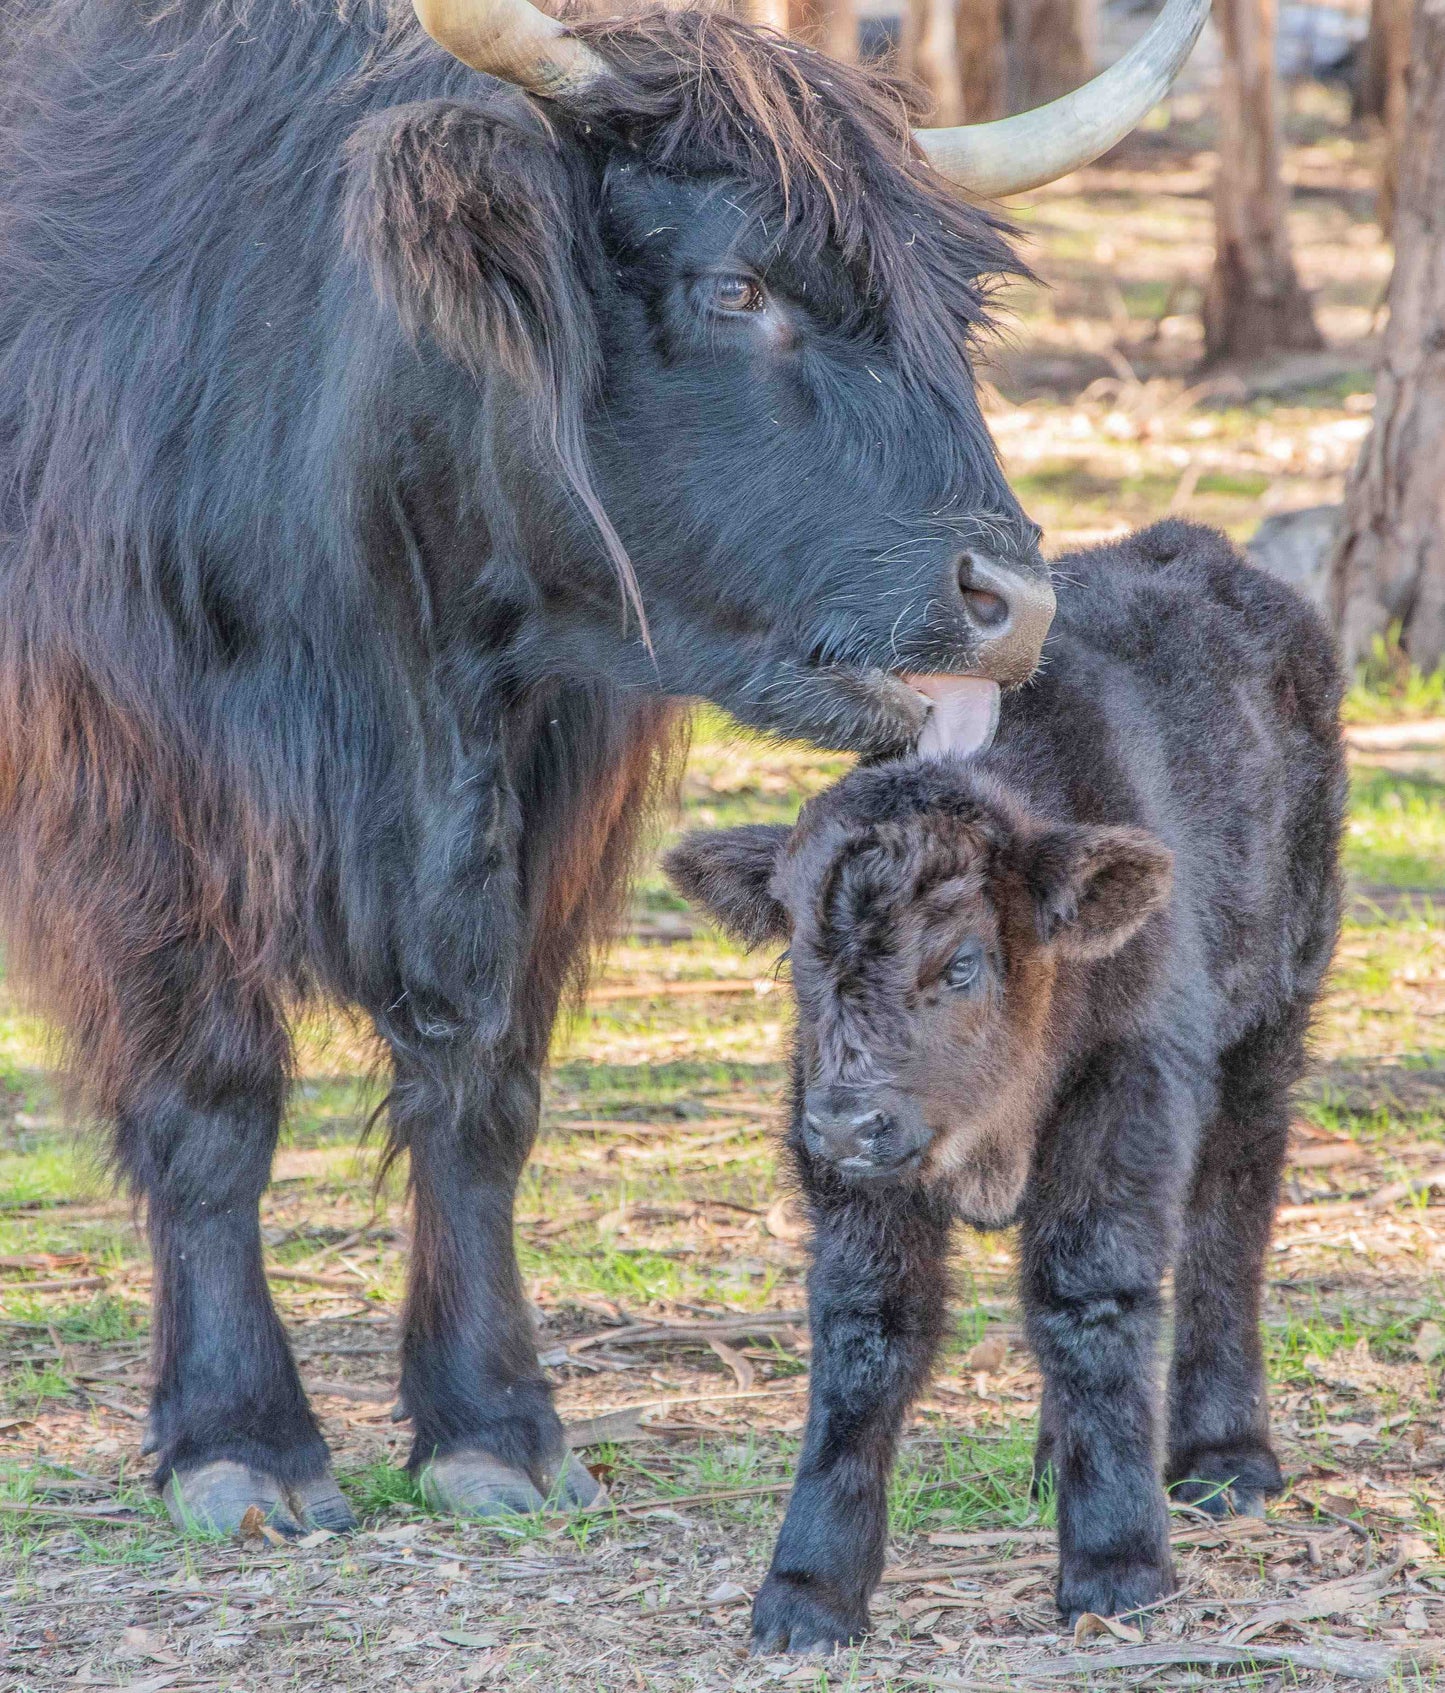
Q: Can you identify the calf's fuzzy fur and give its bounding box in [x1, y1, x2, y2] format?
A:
[666, 522, 1345, 1652]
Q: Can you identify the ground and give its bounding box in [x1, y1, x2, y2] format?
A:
[4, 84, 1445, 1693]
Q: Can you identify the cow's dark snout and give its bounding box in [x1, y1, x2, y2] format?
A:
[953, 552, 1056, 686]
[802, 1087, 933, 1179]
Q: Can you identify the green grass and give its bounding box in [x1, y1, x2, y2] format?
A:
[1345, 631, 1445, 724]
[1345, 766, 1445, 890]
[890, 1423, 1046, 1536]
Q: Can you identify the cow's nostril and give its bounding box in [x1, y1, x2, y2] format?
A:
[956, 553, 1011, 631]
[962, 586, 1009, 629]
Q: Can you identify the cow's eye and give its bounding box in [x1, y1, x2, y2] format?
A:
[944, 941, 985, 992]
[707, 273, 765, 314]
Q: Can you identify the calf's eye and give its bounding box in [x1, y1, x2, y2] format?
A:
[708, 273, 765, 314]
[944, 941, 985, 992]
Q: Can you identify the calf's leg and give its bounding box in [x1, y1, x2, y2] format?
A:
[1166, 1012, 1300, 1516]
[751, 1169, 953, 1654]
[391, 1038, 599, 1516]
[1020, 1040, 1196, 1623]
[125, 1003, 352, 1535]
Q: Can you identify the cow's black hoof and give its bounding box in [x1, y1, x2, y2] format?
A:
[419, 1448, 604, 1518]
[542, 1449, 606, 1510]
[162, 1460, 303, 1537]
[162, 1460, 357, 1537]
[750, 1574, 867, 1656]
[1168, 1443, 1282, 1519]
[1057, 1549, 1175, 1627]
[290, 1471, 360, 1533]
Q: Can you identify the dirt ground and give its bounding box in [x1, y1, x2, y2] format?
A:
[4, 85, 1445, 1693]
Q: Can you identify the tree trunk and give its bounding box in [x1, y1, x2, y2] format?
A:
[957, 0, 1006, 120]
[1372, 0, 1413, 234]
[1003, 0, 1091, 109]
[1201, 0, 1323, 363]
[739, 0, 793, 30]
[1330, 0, 1445, 676]
[816, 0, 858, 60]
[911, 0, 965, 121]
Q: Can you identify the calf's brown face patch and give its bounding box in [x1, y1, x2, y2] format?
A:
[664, 762, 1172, 1220]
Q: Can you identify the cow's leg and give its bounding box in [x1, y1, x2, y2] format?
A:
[391, 1041, 599, 1516]
[751, 1172, 953, 1654]
[126, 1009, 352, 1535]
[1020, 1039, 1196, 1625]
[1166, 1013, 1298, 1517]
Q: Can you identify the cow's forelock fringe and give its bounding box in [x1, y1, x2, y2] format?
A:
[567, 8, 1028, 398]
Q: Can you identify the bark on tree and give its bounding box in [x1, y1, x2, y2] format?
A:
[1330, 0, 1445, 676]
[1201, 0, 1323, 362]
[815, 0, 859, 60]
[739, 0, 793, 30]
[911, 0, 965, 121]
[957, 0, 1007, 120]
[1003, 0, 1091, 109]
[1371, 0, 1413, 233]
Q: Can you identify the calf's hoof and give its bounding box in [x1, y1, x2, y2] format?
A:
[419, 1448, 603, 1518]
[1169, 1444, 1282, 1520]
[162, 1460, 356, 1537]
[751, 1574, 868, 1656]
[1057, 1549, 1175, 1627]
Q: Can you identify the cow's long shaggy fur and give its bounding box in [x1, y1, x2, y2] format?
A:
[0, 0, 1021, 1123]
[0, 0, 1046, 1516]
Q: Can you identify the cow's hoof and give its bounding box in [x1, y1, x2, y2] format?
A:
[542, 1450, 605, 1510]
[1168, 1443, 1282, 1520]
[750, 1574, 867, 1656]
[420, 1448, 605, 1518]
[420, 1451, 546, 1517]
[1057, 1550, 1175, 1627]
[290, 1472, 360, 1533]
[163, 1461, 302, 1537]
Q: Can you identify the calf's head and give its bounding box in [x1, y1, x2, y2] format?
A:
[344, 1, 1205, 756]
[666, 763, 1172, 1224]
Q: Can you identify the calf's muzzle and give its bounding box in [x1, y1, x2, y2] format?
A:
[801, 1085, 935, 1180]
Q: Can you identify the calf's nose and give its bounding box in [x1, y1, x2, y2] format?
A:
[953, 552, 1055, 686]
[802, 1093, 891, 1164]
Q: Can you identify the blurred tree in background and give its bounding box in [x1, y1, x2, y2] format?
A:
[1203, 0, 1323, 361]
[1331, 0, 1445, 675]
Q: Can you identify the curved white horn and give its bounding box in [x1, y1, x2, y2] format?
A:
[914, 0, 1209, 196]
[411, 0, 612, 98]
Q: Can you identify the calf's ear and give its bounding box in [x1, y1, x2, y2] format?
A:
[1023, 825, 1172, 960]
[344, 100, 585, 382]
[663, 827, 791, 947]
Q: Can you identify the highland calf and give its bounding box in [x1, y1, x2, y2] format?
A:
[666, 522, 1346, 1653]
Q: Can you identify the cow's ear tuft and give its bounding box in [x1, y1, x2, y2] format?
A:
[1023, 825, 1172, 960]
[664, 827, 792, 948]
[344, 100, 583, 382]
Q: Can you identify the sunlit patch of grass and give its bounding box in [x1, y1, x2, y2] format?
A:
[1260, 1304, 1438, 1382]
[890, 1423, 1045, 1536]
[342, 1456, 425, 1521]
[0, 1136, 99, 1209]
[1345, 765, 1445, 890]
[1344, 631, 1445, 724]
[3, 1359, 73, 1410]
[48, 1292, 147, 1345]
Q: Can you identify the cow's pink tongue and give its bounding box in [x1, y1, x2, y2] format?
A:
[902, 675, 1001, 759]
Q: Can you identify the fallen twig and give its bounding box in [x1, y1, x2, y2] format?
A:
[0, 1274, 106, 1295]
[567, 1310, 806, 1355]
[0, 1498, 152, 1527]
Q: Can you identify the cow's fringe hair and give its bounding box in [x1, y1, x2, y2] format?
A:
[570, 7, 1026, 398]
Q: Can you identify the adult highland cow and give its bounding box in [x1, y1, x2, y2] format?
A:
[0, 0, 1204, 1567]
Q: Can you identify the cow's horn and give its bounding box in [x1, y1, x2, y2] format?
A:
[410, 0, 611, 98]
[914, 0, 1209, 196]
